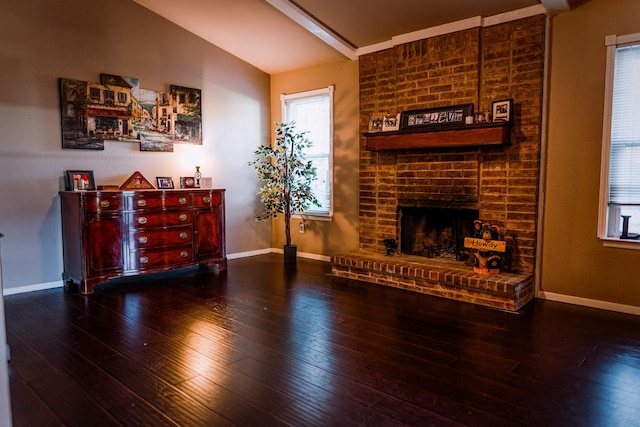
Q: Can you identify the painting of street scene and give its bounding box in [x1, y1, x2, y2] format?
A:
[59, 75, 202, 152]
[170, 85, 202, 145]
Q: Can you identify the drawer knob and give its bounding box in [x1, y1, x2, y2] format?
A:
[203, 197, 211, 203]
[138, 217, 147, 225]
[179, 232, 188, 240]
[140, 256, 149, 264]
[179, 213, 188, 221]
[100, 200, 110, 208]
[180, 251, 189, 258]
[137, 199, 147, 207]
[179, 198, 187, 205]
[138, 236, 148, 244]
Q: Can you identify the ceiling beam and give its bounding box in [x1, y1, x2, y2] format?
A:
[540, 0, 571, 14]
[264, 0, 358, 60]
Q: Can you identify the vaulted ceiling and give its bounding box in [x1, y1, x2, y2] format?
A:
[132, 0, 587, 74]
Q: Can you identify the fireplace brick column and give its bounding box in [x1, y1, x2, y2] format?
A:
[357, 15, 544, 275]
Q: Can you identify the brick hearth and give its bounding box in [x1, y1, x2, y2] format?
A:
[332, 251, 534, 312]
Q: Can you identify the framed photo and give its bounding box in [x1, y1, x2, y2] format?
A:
[368, 112, 385, 133]
[199, 177, 213, 189]
[180, 177, 196, 188]
[382, 113, 400, 132]
[65, 170, 95, 191]
[491, 99, 513, 122]
[400, 103, 474, 130]
[156, 177, 174, 189]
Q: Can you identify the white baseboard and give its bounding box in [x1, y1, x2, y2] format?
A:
[3, 249, 332, 296]
[226, 248, 272, 259]
[269, 247, 331, 262]
[538, 291, 640, 316]
[3, 280, 63, 296]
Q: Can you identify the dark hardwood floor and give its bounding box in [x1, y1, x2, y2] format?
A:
[5, 254, 640, 426]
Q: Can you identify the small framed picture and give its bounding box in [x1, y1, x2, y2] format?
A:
[491, 99, 513, 122]
[199, 177, 213, 189]
[156, 177, 174, 189]
[65, 170, 96, 191]
[368, 112, 384, 133]
[382, 113, 400, 132]
[180, 177, 196, 188]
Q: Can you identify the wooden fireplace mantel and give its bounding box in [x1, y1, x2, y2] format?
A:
[364, 122, 512, 151]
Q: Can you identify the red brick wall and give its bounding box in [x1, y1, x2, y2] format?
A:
[358, 15, 545, 274]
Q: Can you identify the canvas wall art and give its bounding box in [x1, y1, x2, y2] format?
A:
[59, 74, 203, 152]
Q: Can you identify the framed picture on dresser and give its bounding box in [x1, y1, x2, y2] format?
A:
[156, 177, 174, 189]
[65, 170, 95, 191]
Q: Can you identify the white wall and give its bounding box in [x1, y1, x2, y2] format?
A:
[0, 0, 272, 292]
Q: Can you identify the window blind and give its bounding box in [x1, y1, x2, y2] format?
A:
[285, 94, 331, 213]
[609, 44, 640, 204]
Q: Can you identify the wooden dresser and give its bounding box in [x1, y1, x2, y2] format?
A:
[60, 189, 226, 294]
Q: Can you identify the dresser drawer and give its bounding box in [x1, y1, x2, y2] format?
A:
[129, 245, 193, 270]
[129, 193, 192, 210]
[128, 211, 192, 228]
[193, 191, 221, 208]
[84, 193, 124, 212]
[129, 226, 192, 250]
[164, 193, 192, 208]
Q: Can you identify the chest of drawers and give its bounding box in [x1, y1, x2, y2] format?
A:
[60, 189, 226, 294]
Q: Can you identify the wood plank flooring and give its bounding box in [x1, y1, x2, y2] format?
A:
[5, 253, 640, 426]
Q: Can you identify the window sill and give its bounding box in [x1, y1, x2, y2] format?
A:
[601, 237, 640, 250]
[293, 213, 332, 222]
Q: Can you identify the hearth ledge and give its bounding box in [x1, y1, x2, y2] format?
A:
[331, 250, 534, 312]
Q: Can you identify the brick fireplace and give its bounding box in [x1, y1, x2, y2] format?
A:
[332, 15, 545, 312]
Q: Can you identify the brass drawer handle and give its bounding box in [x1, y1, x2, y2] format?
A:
[179, 213, 188, 221]
[100, 200, 110, 208]
[180, 251, 189, 258]
[138, 236, 148, 244]
[179, 232, 188, 240]
[179, 198, 187, 205]
[138, 217, 147, 225]
[203, 197, 211, 203]
[137, 199, 147, 207]
[140, 256, 149, 264]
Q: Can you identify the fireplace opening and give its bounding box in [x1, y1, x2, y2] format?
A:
[400, 206, 478, 261]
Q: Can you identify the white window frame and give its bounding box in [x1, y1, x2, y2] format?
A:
[598, 32, 640, 249]
[281, 85, 334, 220]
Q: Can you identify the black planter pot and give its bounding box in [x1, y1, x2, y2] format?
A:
[284, 244, 297, 264]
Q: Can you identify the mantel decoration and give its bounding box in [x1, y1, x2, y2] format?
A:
[59, 74, 202, 152]
[491, 98, 514, 122]
[400, 103, 474, 130]
[249, 122, 320, 264]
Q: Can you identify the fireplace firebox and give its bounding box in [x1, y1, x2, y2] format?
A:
[400, 206, 478, 262]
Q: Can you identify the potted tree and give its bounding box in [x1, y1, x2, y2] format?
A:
[249, 122, 320, 263]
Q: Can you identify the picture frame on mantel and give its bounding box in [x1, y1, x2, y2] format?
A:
[491, 99, 513, 123]
[400, 103, 474, 130]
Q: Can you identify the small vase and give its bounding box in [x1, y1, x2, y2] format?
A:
[194, 166, 202, 188]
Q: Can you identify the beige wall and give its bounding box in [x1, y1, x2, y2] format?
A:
[542, 0, 640, 307]
[270, 60, 360, 257]
[0, 0, 272, 291]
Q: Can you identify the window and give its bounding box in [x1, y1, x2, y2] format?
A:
[281, 85, 334, 218]
[103, 89, 115, 105]
[599, 33, 640, 245]
[90, 87, 100, 101]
